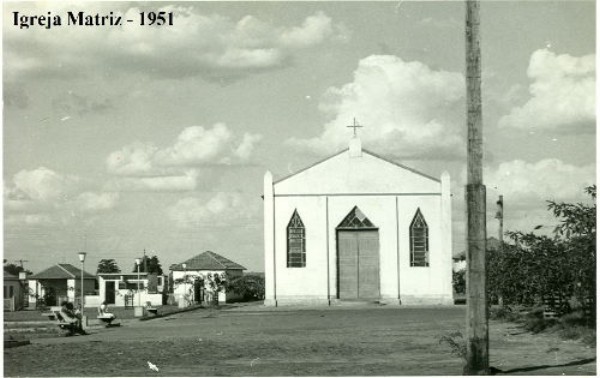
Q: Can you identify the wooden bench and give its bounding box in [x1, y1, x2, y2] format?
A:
[42, 306, 80, 334]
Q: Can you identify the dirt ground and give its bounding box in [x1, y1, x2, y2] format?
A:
[4, 304, 596, 376]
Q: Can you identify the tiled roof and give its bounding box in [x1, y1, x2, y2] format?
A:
[171, 251, 246, 271]
[29, 264, 95, 280]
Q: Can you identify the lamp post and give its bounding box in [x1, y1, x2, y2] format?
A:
[182, 263, 187, 307]
[78, 252, 86, 310]
[135, 258, 141, 308]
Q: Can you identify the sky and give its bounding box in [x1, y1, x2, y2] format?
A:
[3, 1, 596, 275]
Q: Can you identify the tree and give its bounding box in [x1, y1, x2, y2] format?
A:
[548, 185, 596, 310]
[96, 259, 121, 274]
[3, 263, 32, 276]
[488, 185, 596, 314]
[132, 255, 163, 275]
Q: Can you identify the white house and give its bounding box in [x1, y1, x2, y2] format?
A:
[93, 272, 166, 308]
[263, 136, 453, 306]
[170, 251, 246, 305]
[4, 271, 27, 311]
[27, 264, 96, 309]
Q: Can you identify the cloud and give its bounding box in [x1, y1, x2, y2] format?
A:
[287, 55, 465, 160]
[279, 11, 339, 47]
[5, 5, 346, 81]
[107, 124, 261, 179]
[104, 171, 198, 192]
[485, 159, 595, 202]
[167, 192, 256, 228]
[154, 124, 233, 166]
[233, 133, 264, 160]
[9, 167, 79, 202]
[4, 168, 121, 227]
[74, 192, 119, 212]
[107, 142, 158, 176]
[498, 49, 595, 131]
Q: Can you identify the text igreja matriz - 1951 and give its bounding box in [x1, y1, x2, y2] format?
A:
[11, 10, 175, 30]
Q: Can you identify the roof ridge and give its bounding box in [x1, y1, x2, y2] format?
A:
[205, 251, 227, 269]
[361, 149, 441, 182]
[56, 264, 77, 278]
[273, 148, 349, 184]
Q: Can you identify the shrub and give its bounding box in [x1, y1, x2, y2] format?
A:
[453, 269, 466, 294]
[227, 274, 265, 301]
[438, 330, 467, 362]
[488, 185, 596, 313]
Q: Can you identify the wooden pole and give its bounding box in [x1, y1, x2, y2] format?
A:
[496, 195, 504, 307]
[465, 0, 488, 375]
[496, 195, 503, 246]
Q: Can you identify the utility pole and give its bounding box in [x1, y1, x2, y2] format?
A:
[465, 0, 488, 375]
[496, 195, 504, 247]
[143, 249, 148, 273]
[495, 195, 504, 307]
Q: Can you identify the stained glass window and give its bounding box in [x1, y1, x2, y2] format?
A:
[410, 209, 429, 267]
[337, 206, 376, 229]
[287, 210, 306, 267]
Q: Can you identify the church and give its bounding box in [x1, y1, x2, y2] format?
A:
[263, 127, 453, 306]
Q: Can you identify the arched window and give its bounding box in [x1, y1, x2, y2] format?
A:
[287, 210, 306, 267]
[410, 209, 429, 267]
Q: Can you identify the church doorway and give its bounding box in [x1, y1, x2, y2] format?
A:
[336, 207, 380, 300]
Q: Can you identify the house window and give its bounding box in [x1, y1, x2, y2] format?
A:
[410, 209, 429, 267]
[9, 286, 14, 298]
[119, 280, 146, 290]
[287, 210, 306, 267]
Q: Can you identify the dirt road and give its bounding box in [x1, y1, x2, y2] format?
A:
[4, 305, 596, 376]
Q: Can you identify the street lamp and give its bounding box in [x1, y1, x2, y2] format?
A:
[78, 252, 86, 310]
[135, 257, 141, 308]
[182, 263, 187, 306]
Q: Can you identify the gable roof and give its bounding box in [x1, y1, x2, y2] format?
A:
[274, 148, 440, 185]
[29, 264, 95, 280]
[171, 251, 246, 271]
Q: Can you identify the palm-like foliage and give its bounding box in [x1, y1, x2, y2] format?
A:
[97, 258, 121, 274]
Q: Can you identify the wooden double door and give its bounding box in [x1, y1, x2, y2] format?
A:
[337, 230, 380, 299]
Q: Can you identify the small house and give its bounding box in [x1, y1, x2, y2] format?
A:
[3, 271, 26, 311]
[94, 272, 166, 307]
[28, 264, 96, 309]
[170, 251, 246, 305]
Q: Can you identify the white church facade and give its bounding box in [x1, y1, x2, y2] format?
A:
[263, 136, 453, 306]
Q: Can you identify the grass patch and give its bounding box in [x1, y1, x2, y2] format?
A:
[493, 305, 596, 345]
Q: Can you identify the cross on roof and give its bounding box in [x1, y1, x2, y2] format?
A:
[347, 117, 363, 137]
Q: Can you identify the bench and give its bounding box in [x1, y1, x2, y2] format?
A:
[145, 302, 159, 316]
[42, 306, 81, 334]
[97, 314, 120, 327]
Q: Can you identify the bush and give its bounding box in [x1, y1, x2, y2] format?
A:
[42, 287, 57, 306]
[453, 269, 466, 294]
[488, 185, 596, 313]
[438, 330, 467, 362]
[227, 274, 265, 301]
